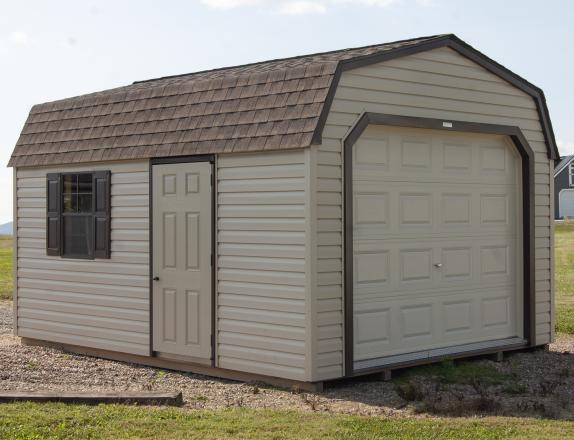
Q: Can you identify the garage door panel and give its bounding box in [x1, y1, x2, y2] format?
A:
[354, 288, 517, 361]
[443, 300, 473, 334]
[443, 142, 472, 171]
[353, 182, 517, 236]
[356, 128, 517, 179]
[353, 126, 522, 368]
[353, 171, 516, 186]
[354, 237, 517, 300]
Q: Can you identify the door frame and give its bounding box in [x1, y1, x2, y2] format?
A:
[343, 113, 536, 377]
[149, 154, 216, 366]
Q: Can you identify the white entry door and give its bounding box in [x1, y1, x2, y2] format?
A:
[352, 125, 523, 370]
[152, 161, 212, 360]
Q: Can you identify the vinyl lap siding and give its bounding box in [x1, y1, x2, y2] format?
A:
[15, 161, 150, 356]
[217, 151, 309, 381]
[312, 47, 554, 378]
[311, 147, 344, 380]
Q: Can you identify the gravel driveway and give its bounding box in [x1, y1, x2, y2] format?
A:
[1, 300, 572, 419]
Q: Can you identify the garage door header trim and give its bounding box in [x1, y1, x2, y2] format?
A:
[342, 112, 536, 377]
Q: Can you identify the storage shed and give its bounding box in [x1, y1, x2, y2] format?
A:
[554, 155, 574, 219]
[8, 34, 557, 387]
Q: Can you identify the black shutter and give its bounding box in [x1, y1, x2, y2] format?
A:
[93, 170, 111, 259]
[46, 173, 61, 256]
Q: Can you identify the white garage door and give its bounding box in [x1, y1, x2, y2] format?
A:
[352, 125, 524, 370]
[559, 189, 574, 218]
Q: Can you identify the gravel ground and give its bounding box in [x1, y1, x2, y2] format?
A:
[1, 300, 572, 418]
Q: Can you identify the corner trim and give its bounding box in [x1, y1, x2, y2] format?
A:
[343, 113, 537, 377]
[313, 35, 558, 160]
[12, 168, 18, 336]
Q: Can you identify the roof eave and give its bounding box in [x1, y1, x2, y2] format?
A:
[554, 156, 574, 177]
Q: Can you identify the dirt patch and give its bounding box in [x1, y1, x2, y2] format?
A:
[1, 301, 572, 419]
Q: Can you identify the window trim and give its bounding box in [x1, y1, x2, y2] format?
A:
[569, 163, 574, 187]
[46, 170, 111, 260]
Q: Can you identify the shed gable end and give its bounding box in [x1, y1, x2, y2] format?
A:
[308, 45, 554, 381]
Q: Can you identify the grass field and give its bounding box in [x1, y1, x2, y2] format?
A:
[0, 229, 573, 438]
[554, 222, 574, 334]
[0, 235, 12, 301]
[0, 403, 573, 440]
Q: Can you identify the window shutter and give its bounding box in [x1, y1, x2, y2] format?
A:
[93, 170, 111, 259]
[46, 173, 61, 256]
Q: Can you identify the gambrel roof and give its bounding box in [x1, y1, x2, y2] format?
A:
[8, 34, 558, 167]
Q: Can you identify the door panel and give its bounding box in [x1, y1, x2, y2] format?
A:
[352, 126, 523, 366]
[153, 162, 212, 359]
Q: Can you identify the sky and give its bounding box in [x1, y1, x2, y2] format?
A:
[0, 0, 573, 224]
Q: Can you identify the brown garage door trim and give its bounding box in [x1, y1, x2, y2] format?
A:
[343, 113, 536, 377]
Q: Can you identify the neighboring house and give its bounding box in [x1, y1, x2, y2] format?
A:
[554, 155, 574, 219]
[7, 34, 557, 388]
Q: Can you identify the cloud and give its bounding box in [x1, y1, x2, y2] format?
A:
[8, 31, 31, 46]
[200, 0, 264, 10]
[279, 1, 326, 14]
[558, 139, 574, 156]
[334, 0, 399, 6]
[199, 0, 423, 14]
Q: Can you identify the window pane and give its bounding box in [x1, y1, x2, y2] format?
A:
[63, 216, 93, 257]
[63, 174, 77, 194]
[63, 193, 76, 213]
[78, 174, 92, 193]
[77, 194, 93, 212]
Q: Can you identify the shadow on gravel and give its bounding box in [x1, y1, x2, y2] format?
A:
[324, 346, 574, 420]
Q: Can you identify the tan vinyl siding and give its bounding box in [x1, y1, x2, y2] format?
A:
[217, 150, 309, 381]
[310, 46, 553, 380]
[310, 145, 344, 380]
[15, 161, 150, 356]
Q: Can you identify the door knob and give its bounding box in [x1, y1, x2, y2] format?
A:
[153, 276, 160, 281]
[434, 263, 443, 268]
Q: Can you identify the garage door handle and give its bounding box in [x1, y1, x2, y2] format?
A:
[153, 276, 160, 281]
[434, 263, 443, 268]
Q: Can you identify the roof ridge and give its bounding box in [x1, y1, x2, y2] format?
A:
[133, 34, 450, 85]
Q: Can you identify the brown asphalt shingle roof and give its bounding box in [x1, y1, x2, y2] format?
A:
[8, 35, 444, 167]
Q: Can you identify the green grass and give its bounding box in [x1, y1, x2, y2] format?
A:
[0, 403, 572, 439]
[555, 223, 574, 334]
[0, 235, 12, 301]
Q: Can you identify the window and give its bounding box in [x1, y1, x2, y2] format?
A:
[569, 163, 574, 187]
[46, 171, 111, 259]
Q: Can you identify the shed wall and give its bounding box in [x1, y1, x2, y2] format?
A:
[216, 150, 310, 381]
[310, 46, 554, 381]
[15, 161, 150, 356]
